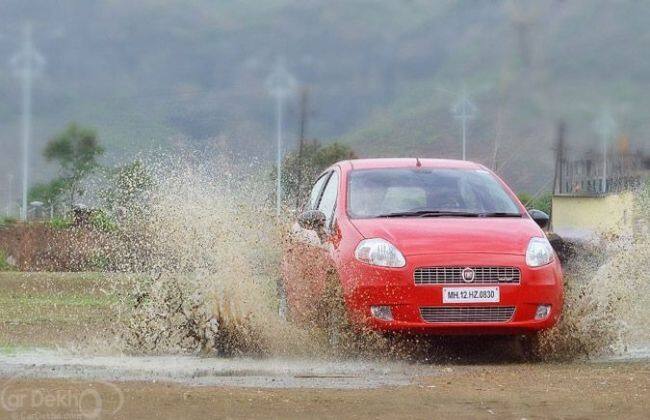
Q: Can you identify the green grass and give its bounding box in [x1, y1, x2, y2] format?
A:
[0, 294, 113, 308]
[0, 344, 31, 356]
[47, 216, 74, 229]
[0, 272, 118, 348]
[0, 216, 17, 227]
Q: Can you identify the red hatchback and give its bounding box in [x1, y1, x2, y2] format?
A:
[281, 158, 563, 338]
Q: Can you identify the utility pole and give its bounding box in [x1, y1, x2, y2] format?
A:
[451, 88, 477, 161]
[265, 58, 297, 216]
[593, 109, 616, 194]
[295, 87, 310, 208]
[11, 23, 44, 221]
[5, 174, 14, 217]
[552, 121, 566, 195]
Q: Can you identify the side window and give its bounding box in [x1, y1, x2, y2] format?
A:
[317, 171, 339, 228]
[306, 173, 331, 210]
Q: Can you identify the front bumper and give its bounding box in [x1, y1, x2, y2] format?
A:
[340, 253, 564, 335]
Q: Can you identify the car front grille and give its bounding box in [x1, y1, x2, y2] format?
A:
[414, 266, 521, 285]
[420, 306, 516, 323]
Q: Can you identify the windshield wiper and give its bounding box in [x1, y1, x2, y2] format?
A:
[376, 210, 481, 218]
[478, 212, 522, 218]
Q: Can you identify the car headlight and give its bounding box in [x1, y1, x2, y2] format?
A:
[525, 237, 555, 267]
[355, 238, 406, 268]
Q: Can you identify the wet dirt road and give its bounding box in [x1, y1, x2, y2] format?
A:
[2, 273, 649, 419]
[1, 359, 648, 419]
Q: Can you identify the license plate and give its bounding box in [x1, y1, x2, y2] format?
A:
[442, 287, 500, 303]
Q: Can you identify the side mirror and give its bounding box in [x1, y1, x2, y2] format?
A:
[298, 210, 326, 232]
[528, 209, 550, 229]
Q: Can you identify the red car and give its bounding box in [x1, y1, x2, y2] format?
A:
[281, 158, 563, 339]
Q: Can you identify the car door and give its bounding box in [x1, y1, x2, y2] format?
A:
[309, 169, 342, 319]
[281, 171, 333, 322]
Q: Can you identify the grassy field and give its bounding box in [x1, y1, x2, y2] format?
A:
[0, 272, 115, 348]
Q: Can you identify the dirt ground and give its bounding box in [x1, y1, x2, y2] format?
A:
[1, 273, 649, 419]
[1, 361, 648, 419]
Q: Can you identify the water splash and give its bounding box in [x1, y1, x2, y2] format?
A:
[101, 155, 314, 356]
[537, 187, 649, 360]
[100, 155, 648, 361]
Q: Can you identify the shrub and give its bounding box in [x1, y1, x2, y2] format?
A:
[0, 217, 17, 227]
[0, 250, 16, 271]
[517, 191, 552, 214]
[90, 210, 118, 232]
[88, 252, 110, 271]
[48, 216, 73, 229]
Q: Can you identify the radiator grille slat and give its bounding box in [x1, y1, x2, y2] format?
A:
[414, 266, 520, 285]
[420, 306, 515, 323]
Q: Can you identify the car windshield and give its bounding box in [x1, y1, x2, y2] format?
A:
[347, 168, 521, 218]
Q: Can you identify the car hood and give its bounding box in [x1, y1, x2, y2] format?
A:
[350, 217, 542, 256]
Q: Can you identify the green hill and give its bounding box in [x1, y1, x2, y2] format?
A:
[0, 0, 648, 196]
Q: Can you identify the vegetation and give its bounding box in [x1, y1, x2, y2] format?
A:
[42, 210, 117, 231]
[28, 178, 68, 209]
[2, 1, 649, 195]
[517, 192, 552, 215]
[0, 272, 114, 347]
[42, 123, 104, 210]
[89, 210, 118, 232]
[0, 250, 16, 271]
[101, 160, 154, 216]
[276, 141, 357, 206]
[0, 217, 17, 228]
[47, 216, 74, 230]
[22, 123, 157, 236]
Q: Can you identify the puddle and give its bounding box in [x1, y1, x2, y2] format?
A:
[597, 344, 650, 362]
[0, 350, 427, 389]
[1, 343, 648, 390]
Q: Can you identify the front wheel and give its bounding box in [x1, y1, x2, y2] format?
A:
[321, 271, 353, 351]
[515, 333, 542, 361]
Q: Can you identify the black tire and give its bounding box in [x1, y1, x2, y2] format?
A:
[517, 333, 542, 361]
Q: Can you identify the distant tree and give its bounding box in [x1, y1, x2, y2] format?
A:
[43, 123, 104, 209]
[275, 140, 357, 207]
[28, 178, 67, 209]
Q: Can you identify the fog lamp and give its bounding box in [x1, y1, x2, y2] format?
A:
[370, 305, 393, 321]
[535, 305, 551, 320]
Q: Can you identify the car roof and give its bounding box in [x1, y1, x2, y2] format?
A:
[342, 158, 484, 171]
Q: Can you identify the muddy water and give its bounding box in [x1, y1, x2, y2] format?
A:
[0, 345, 648, 391]
[105, 158, 311, 356]
[537, 231, 650, 360]
[0, 351, 420, 389]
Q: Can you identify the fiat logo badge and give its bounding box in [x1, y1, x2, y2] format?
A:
[462, 267, 475, 283]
